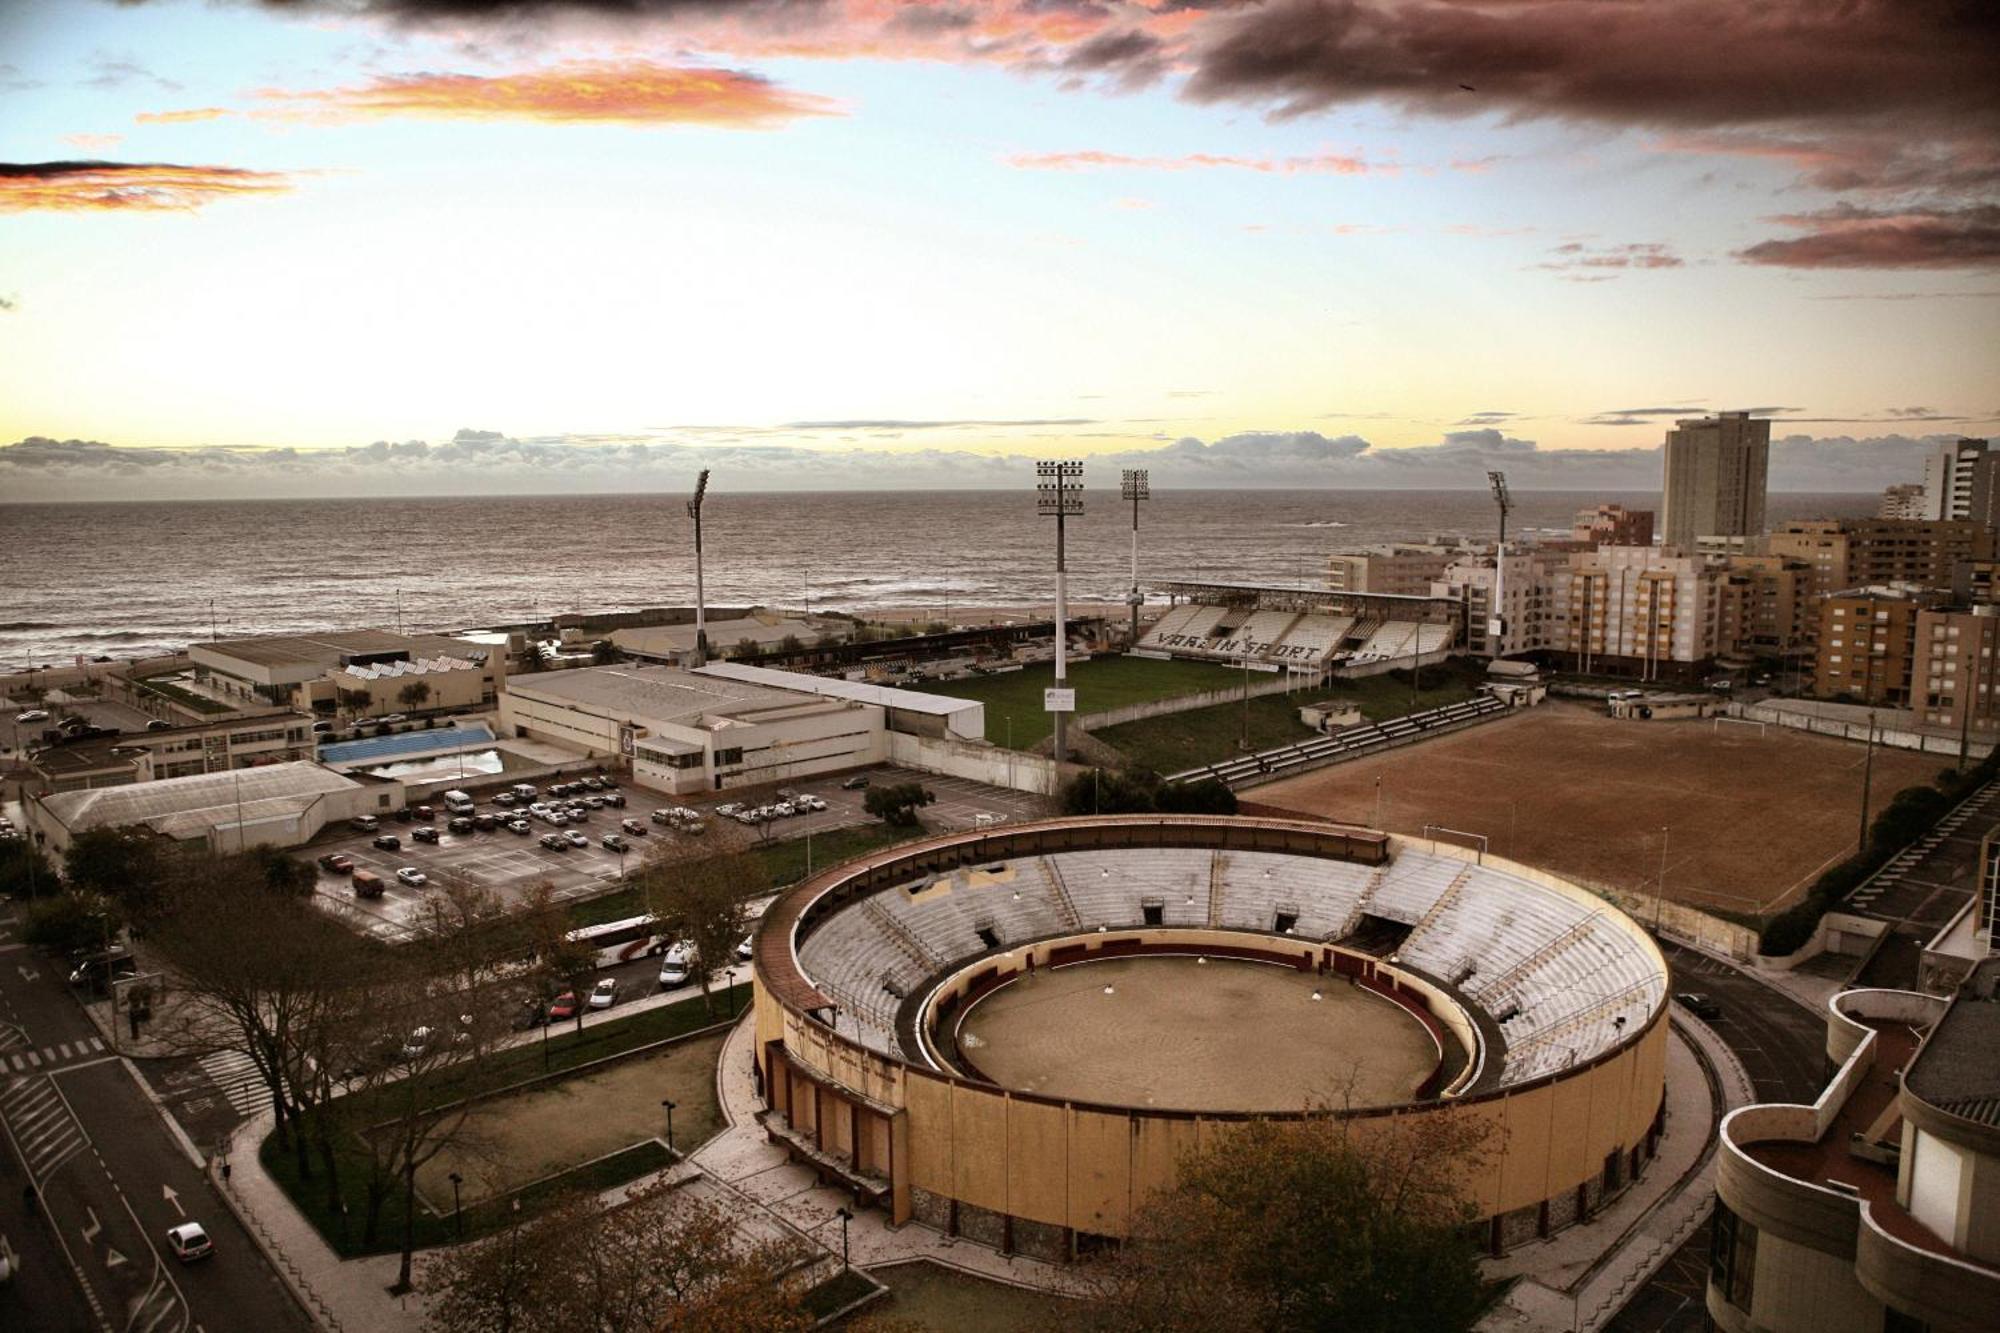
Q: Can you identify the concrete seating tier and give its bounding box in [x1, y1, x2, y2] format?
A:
[792, 845, 1662, 1087]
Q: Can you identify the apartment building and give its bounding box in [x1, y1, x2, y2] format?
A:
[1878, 482, 1926, 520]
[1920, 436, 1998, 523]
[1324, 543, 1464, 596]
[1661, 411, 1770, 547]
[1431, 548, 1565, 658]
[1720, 555, 1815, 656]
[1545, 545, 1728, 681]
[1769, 519, 1998, 601]
[1815, 587, 1938, 705]
[1570, 504, 1654, 548]
[1911, 605, 2000, 737]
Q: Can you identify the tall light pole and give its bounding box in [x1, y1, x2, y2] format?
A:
[688, 470, 711, 666]
[835, 1206, 854, 1271]
[661, 1098, 677, 1155]
[1037, 461, 1084, 763]
[1121, 469, 1150, 649]
[1487, 470, 1512, 661]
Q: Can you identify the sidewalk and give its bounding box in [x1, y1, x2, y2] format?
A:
[1479, 1016, 1753, 1333]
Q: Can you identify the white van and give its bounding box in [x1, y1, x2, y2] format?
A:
[658, 942, 695, 989]
[442, 790, 475, 815]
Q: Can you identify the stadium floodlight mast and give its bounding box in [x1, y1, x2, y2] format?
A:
[1038, 460, 1085, 762]
[688, 469, 711, 666]
[1121, 469, 1150, 648]
[1487, 469, 1512, 660]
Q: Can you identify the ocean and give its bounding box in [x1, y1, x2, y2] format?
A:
[0, 489, 1876, 670]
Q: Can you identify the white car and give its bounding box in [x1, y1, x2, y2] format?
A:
[166, 1221, 213, 1263]
[564, 830, 589, 848]
[658, 942, 694, 989]
[734, 934, 754, 962]
[17, 709, 51, 724]
[395, 867, 428, 888]
[588, 977, 619, 1010]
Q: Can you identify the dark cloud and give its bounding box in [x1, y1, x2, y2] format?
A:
[1060, 28, 1166, 86]
[1454, 411, 1517, 425]
[0, 293, 15, 312]
[1738, 204, 2000, 270]
[1182, 1, 2000, 130]
[0, 64, 42, 93]
[82, 56, 181, 93]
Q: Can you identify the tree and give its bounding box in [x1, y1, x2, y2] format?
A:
[1154, 777, 1238, 816]
[0, 838, 56, 900]
[778, 634, 804, 655]
[864, 782, 935, 828]
[1060, 769, 1238, 817]
[644, 850, 757, 1017]
[522, 882, 595, 1038]
[420, 1181, 810, 1333]
[590, 640, 621, 666]
[63, 825, 169, 924]
[338, 686, 373, 718]
[733, 637, 761, 659]
[249, 845, 316, 897]
[1069, 1114, 1491, 1333]
[23, 891, 115, 956]
[398, 680, 433, 713]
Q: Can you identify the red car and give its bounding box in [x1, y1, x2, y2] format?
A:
[318, 853, 354, 874]
[547, 991, 582, 1022]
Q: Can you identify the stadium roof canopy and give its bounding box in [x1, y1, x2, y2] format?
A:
[695, 662, 982, 719]
[37, 761, 362, 842]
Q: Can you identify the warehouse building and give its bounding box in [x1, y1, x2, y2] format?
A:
[24, 760, 403, 857]
[190, 629, 505, 718]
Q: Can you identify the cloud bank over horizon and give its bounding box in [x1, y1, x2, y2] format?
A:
[0, 426, 1975, 502]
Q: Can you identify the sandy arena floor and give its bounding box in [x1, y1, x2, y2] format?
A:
[1251, 703, 1939, 913]
[955, 955, 1437, 1112]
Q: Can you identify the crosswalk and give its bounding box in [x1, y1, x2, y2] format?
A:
[0, 1072, 88, 1185]
[0, 1032, 108, 1073]
[198, 1047, 272, 1118]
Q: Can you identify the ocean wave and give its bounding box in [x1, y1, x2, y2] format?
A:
[1279, 521, 1348, 529]
[0, 621, 62, 631]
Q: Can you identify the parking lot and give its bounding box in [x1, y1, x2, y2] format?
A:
[307, 764, 1051, 941]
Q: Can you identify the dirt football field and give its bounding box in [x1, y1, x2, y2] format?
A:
[1252, 703, 1940, 914]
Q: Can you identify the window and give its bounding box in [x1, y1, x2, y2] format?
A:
[714, 747, 744, 767]
[1710, 1202, 1757, 1312]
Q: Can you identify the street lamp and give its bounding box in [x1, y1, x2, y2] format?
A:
[688, 469, 712, 666]
[1037, 460, 1084, 763]
[448, 1171, 464, 1240]
[835, 1206, 854, 1271]
[1121, 469, 1150, 649]
[724, 968, 738, 1018]
[1487, 469, 1512, 663]
[661, 1098, 677, 1155]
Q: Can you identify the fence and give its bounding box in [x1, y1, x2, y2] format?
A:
[218, 1170, 347, 1332]
[1732, 701, 1994, 760]
[1073, 673, 1301, 731]
[885, 730, 1068, 796]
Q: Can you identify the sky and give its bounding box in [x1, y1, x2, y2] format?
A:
[1, 0, 1996, 499]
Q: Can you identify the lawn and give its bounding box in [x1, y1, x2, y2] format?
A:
[1095, 660, 1486, 776]
[132, 671, 231, 714]
[909, 656, 1242, 750]
[262, 981, 750, 1256]
[849, 1261, 1075, 1331]
[566, 822, 924, 928]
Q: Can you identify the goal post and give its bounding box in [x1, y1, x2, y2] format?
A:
[1712, 716, 1766, 737]
[1422, 825, 1489, 862]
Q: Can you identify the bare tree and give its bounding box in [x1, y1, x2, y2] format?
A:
[644, 850, 758, 1018]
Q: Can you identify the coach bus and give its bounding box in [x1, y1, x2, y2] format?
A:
[566, 914, 671, 968]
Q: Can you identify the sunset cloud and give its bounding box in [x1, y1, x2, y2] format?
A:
[242, 60, 842, 128]
[0, 160, 294, 212]
[1738, 205, 2000, 270]
[1530, 241, 1683, 280]
[1007, 148, 1383, 175]
[60, 133, 125, 151]
[135, 107, 233, 124]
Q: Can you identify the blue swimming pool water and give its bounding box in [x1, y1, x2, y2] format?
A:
[319, 725, 495, 764]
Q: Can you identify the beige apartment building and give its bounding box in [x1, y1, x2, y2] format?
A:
[1430, 548, 1566, 658]
[1661, 411, 1770, 547]
[1571, 503, 1654, 548]
[1770, 519, 1998, 602]
[1815, 588, 1936, 705]
[1545, 545, 1727, 681]
[1911, 605, 2000, 737]
[1324, 543, 1464, 596]
[1720, 555, 1815, 657]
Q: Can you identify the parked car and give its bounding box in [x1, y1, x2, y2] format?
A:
[621, 818, 647, 836]
[584, 795, 606, 810]
[16, 709, 49, 724]
[801, 795, 827, 812]
[411, 826, 440, 844]
[448, 816, 475, 834]
[603, 793, 626, 808]
[507, 819, 532, 835]
[585, 776, 608, 791]
[493, 792, 517, 807]
[734, 935, 754, 962]
[1675, 991, 1724, 1020]
[539, 833, 568, 851]
[510, 997, 546, 1030]
[588, 977, 619, 1010]
[393, 807, 415, 823]
[474, 814, 499, 832]
[146, 718, 175, 732]
[564, 830, 589, 849]
[658, 942, 694, 989]
[841, 775, 870, 790]
[396, 867, 428, 888]
[318, 853, 354, 873]
[716, 803, 743, 817]
[413, 805, 435, 821]
[351, 815, 380, 833]
[352, 869, 385, 898]
[548, 991, 582, 1022]
[311, 720, 334, 733]
[601, 833, 628, 853]
[377, 713, 407, 725]
[166, 1222, 213, 1263]
[372, 834, 401, 851]
[651, 808, 675, 825]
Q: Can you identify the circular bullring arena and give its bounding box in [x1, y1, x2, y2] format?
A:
[750, 815, 1670, 1262]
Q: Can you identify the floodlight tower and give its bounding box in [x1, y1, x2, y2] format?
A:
[1487, 469, 1512, 660]
[1121, 469, 1150, 648]
[1037, 460, 1085, 762]
[688, 469, 711, 666]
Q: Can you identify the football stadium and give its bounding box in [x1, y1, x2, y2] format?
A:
[750, 814, 1670, 1261]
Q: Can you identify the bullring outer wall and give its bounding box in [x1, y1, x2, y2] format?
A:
[750, 814, 1669, 1260]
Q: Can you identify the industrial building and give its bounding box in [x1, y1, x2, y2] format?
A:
[24, 760, 401, 857]
[25, 712, 319, 791]
[498, 662, 980, 796]
[190, 629, 505, 718]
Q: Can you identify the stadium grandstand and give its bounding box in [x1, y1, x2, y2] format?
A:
[752, 815, 1669, 1262]
[1138, 581, 1460, 676]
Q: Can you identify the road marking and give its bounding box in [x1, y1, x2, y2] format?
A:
[162, 1183, 184, 1217]
[81, 1205, 102, 1244]
[103, 1244, 126, 1269]
[17, 964, 38, 982]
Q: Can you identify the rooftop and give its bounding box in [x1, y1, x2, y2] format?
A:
[611, 615, 828, 658]
[1906, 956, 2000, 1128]
[37, 761, 362, 840]
[506, 664, 831, 727]
[192, 629, 492, 671]
[693, 662, 982, 718]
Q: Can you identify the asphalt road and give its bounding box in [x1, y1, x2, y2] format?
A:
[0, 909, 309, 1333]
[1604, 943, 1829, 1333]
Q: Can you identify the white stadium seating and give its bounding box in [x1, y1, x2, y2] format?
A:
[794, 844, 1664, 1084]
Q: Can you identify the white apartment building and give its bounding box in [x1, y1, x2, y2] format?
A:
[1920, 437, 1996, 523]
